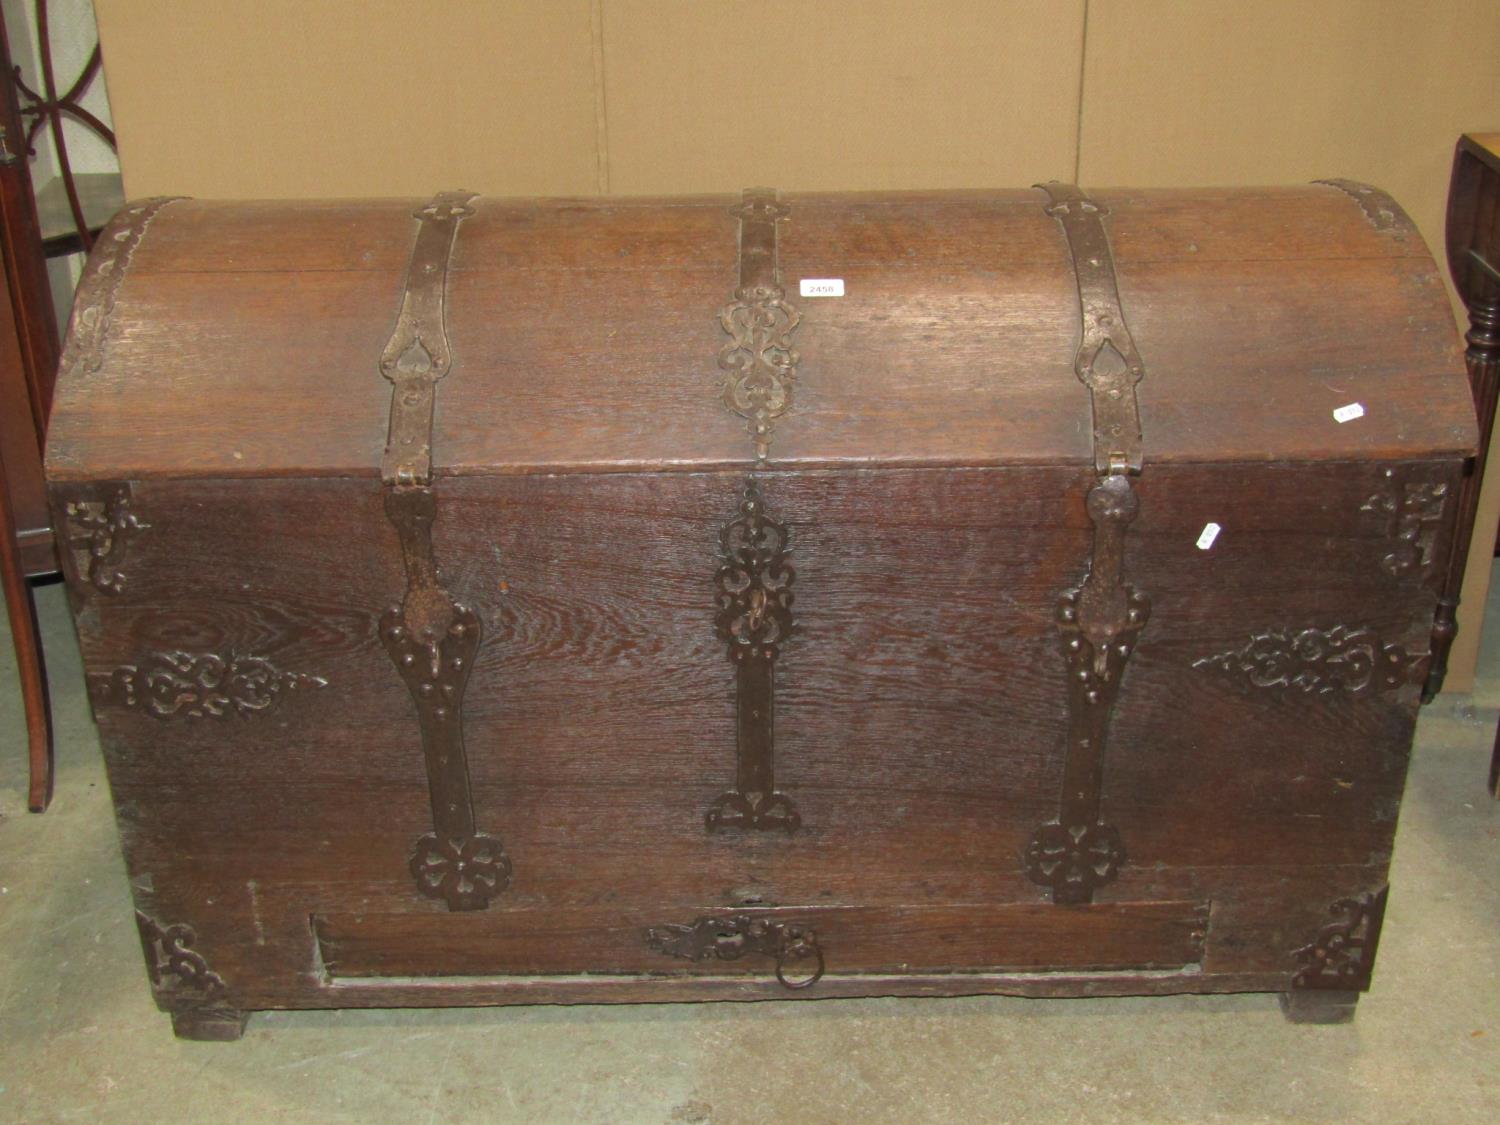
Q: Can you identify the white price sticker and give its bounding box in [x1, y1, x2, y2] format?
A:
[1332, 402, 1365, 423]
[1196, 522, 1222, 550]
[799, 278, 845, 298]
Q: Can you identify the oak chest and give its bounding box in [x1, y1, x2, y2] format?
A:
[45, 183, 1475, 1038]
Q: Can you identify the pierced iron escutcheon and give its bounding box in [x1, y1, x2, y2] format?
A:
[378, 191, 508, 911]
[707, 480, 799, 833]
[647, 914, 825, 989]
[1026, 184, 1151, 905]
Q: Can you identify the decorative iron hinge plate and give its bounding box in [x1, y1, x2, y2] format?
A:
[706, 480, 799, 832]
[720, 188, 801, 462]
[1026, 184, 1150, 905]
[706, 189, 804, 833]
[647, 913, 825, 989]
[378, 191, 509, 911]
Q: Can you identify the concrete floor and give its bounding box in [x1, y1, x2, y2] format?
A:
[1, 577, 1497, 1125]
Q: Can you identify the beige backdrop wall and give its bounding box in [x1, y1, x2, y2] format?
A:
[92, 0, 1500, 690]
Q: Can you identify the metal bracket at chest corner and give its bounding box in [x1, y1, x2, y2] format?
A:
[378, 191, 510, 912]
[58, 483, 149, 596]
[1289, 885, 1390, 992]
[1360, 467, 1449, 583]
[1026, 185, 1151, 905]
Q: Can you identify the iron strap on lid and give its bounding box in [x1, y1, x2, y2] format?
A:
[1025, 184, 1151, 905]
[377, 191, 511, 911]
[706, 188, 803, 834]
[1037, 183, 1146, 477]
[381, 190, 476, 486]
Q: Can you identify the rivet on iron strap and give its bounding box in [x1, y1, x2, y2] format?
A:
[707, 189, 802, 833]
[1025, 183, 1151, 905]
[378, 191, 511, 911]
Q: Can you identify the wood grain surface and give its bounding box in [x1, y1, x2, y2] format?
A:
[45, 187, 1473, 482]
[53, 458, 1454, 1014]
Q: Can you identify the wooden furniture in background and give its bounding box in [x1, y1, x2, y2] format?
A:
[0, 1, 120, 811]
[1444, 132, 1500, 799]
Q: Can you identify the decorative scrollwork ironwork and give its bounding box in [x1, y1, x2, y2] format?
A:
[64, 486, 148, 594]
[58, 196, 183, 385]
[647, 913, 825, 989]
[89, 651, 327, 720]
[707, 480, 799, 833]
[719, 189, 800, 460]
[1193, 626, 1424, 696]
[1360, 468, 1448, 580]
[135, 911, 226, 1001]
[715, 480, 795, 663]
[1291, 887, 1389, 990]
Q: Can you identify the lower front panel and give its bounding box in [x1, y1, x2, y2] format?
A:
[312, 901, 1209, 982]
[65, 464, 1435, 1020]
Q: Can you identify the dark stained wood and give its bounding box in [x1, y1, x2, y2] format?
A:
[313, 901, 1209, 979]
[45, 188, 1472, 483]
[43, 185, 1473, 1034]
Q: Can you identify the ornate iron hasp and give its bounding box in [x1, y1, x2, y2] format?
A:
[647, 913, 825, 989]
[378, 191, 510, 912]
[707, 190, 804, 833]
[1025, 184, 1150, 905]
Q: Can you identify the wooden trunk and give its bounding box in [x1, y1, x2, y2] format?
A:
[44, 184, 1475, 1039]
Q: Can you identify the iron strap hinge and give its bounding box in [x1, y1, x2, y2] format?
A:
[720, 187, 801, 461]
[381, 190, 476, 486]
[1026, 183, 1151, 905]
[1037, 182, 1145, 478]
[708, 190, 803, 833]
[377, 191, 510, 911]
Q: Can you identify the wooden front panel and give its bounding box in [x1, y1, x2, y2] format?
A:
[57, 458, 1453, 1004]
[313, 902, 1209, 979]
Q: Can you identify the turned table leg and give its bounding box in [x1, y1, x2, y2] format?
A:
[0, 450, 52, 811]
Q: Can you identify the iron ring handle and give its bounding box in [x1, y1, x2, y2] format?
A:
[775, 938, 825, 989]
